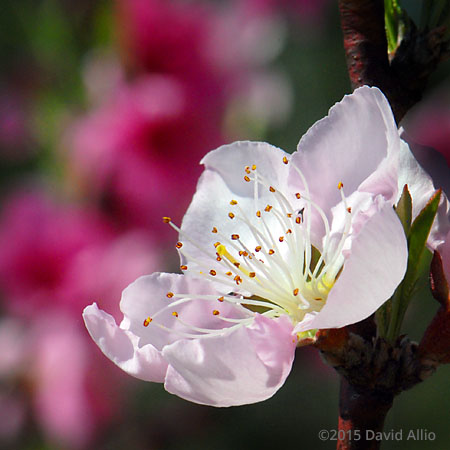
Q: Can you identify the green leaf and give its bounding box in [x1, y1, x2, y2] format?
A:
[394, 184, 413, 234]
[386, 189, 442, 341]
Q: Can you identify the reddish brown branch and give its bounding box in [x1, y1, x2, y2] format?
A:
[337, 378, 393, 450]
[338, 0, 449, 123]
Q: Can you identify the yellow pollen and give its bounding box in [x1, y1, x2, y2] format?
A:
[295, 193, 301, 199]
[234, 275, 242, 285]
[176, 241, 183, 249]
[245, 166, 251, 174]
[282, 156, 288, 164]
[212, 227, 218, 233]
[180, 265, 188, 271]
[265, 205, 272, 212]
[251, 164, 256, 171]
[244, 175, 251, 182]
[231, 234, 240, 240]
[287, 213, 292, 218]
[230, 200, 238, 205]
[268, 249, 275, 255]
[255, 246, 262, 252]
[166, 292, 174, 298]
[338, 181, 344, 190]
[143, 316, 152, 327]
[226, 271, 232, 276]
[214, 242, 221, 248]
[162, 216, 171, 223]
[279, 236, 284, 242]
[217, 244, 253, 278]
[209, 269, 217, 276]
[212, 310, 220, 316]
[218, 296, 224, 302]
[172, 311, 179, 317]
[293, 288, 299, 296]
[295, 217, 301, 224]
[269, 186, 275, 193]
[228, 212, 235, 219]
[216, 255, 222, 261]
[286, 228, 292, 234]
[249, 272, 256, 278]
[256, 210, 261, 217]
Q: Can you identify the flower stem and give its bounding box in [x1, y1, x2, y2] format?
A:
[337, 377, 394, 450]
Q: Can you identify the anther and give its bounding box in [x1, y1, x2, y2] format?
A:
[230, 200, 238, 205]
[234, 262, 241, 268]
[212, 227, 218, 233]
[295, 217, 301, 224]
[286, 228, 292, 234]
[255, 246, 262, 252]
[256, 210, 261, 217]
[226, 271, 232, 276]
[172, 311, 179, 317]
[268, 249, 275, 255]
[176, 242, 183, 249]
[283, 156, 289, 164]
[218, 296, 224, 302]
[228, 212, 235, 219]
[231, 234, 240, 240]
[143, 316, 152, 327]
[234, 275, 242, 285]
[293, 288, 299, 296]
[249, 272, 256, 278]
[214, 242, 221, 248]
[180, 265, 188, 271]
[269, 186, 276, 193]
[212, 310, 220, 316]
[347, 207, 352, 213]
[295, 193, 301, 199]
[245, 166, 251, 174]
[264, 205, 272, 212]
[252, 164, 256, 170]
[244, 175, 251, 182]
[216, 255, 222, 261]
[338, 181, 344, 190]
[162, 216, 171, 223]
[279, 236, 284, 242]
[166, 292, 174, 298]
[209, 270, 217, 276]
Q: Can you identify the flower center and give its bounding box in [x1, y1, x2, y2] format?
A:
[148, 157, 352, 339]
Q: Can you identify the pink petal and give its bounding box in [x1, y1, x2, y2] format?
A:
[83, 303, 167, 382]
[295, 201, 407, 331]
[289, 86, 400, 224]
[163, 315, 296, 406]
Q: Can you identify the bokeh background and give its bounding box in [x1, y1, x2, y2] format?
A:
[0, 1, 449, 449]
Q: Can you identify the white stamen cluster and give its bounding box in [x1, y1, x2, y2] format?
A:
[147, 158, 353, 340]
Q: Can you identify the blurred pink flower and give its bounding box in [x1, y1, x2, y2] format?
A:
[67, 76, 224, 233]
[0, 189, 161, 447]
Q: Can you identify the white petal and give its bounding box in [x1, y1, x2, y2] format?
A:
[295, 202, 407, 331]
[397, 139, 450, 249]
[83, 303, 167, 382]
[179, 141, 291, 289]
[120, 273, 249, 350]
[163, 315, 296, 407]
[289, 86, 400, 226]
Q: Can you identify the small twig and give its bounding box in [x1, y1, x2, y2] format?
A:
[338, 0, 449, 123]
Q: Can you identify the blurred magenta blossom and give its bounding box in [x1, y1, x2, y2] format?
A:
[67, 75, 223, 233]
[68, 0, 291, 233]
[0, 189, 160, 447]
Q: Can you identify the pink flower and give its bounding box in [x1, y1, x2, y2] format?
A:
[67, 76, 224, 233]
[0, 189, 161, 446]
[83, 87, 428, 406]
[0, 190, 112, 318]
